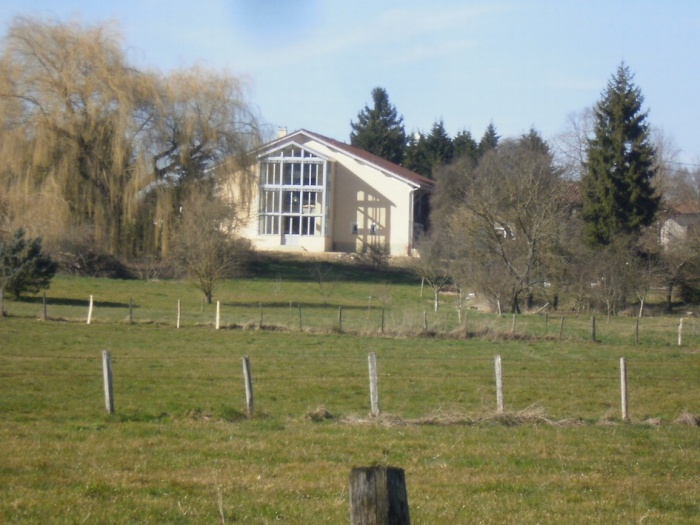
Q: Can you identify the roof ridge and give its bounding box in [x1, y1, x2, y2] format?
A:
[295, 129, 435, 189]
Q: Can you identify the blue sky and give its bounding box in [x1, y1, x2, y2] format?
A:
[1, 0, 699, 165]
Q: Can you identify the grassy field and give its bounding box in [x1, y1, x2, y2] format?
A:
[1, 264, 699, 523]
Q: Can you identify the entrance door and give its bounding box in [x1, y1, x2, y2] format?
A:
[282, 216, 300, 246]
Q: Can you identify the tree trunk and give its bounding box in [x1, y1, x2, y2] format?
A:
[511, 292, 521, 314]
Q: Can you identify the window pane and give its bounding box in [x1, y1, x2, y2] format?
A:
[283, 162, 301, 185]
[303, 163, 317, 186]
[282, 191, 300, 213]
[284, 216, 300, 234]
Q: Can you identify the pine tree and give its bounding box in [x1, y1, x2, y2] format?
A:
[453, 130, 478, 164]
[520, 127, 550, 155]
[582, 63, 660, 246]
[0, 229, 57, 300]
[350, 87, 407, 165]
[403, 132, 432, 178]
[477, 123, 500, 159]
[424, 119, 455, 171]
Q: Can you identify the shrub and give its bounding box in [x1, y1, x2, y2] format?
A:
[52, 227, 132, 278]
[0, 228, 57, 299]
[356, 240, 389, 270]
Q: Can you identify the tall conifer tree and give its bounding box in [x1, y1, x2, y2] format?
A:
[582, 63, 660, 246]
[477, 123, 500, 159]
[424, 119, 455, 170]
[453, 130, 478, 164]
[350, 87, 407, 165]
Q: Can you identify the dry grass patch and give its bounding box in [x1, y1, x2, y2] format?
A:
[340, 405, 586, 428]
[674, 412, 700, 426]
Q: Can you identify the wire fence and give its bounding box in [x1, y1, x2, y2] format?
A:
[3, 291, 700, 347]
[1, 345, 697, 425]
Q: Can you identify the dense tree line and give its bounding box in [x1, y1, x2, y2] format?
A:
[350, 87, 500, 179]
[349, 67, 700, 314]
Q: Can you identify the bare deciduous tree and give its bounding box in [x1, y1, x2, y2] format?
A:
[173, 189, 251, 303]
[437, 137, 568, 313]
[412, 231, 452, 312]
[552, 107, 594, 180]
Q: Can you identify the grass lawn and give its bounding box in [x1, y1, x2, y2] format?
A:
[0, 269, 698, 523]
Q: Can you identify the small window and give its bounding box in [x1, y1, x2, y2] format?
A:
[370, 224, 377, 235]
[351, 223, 358, 235]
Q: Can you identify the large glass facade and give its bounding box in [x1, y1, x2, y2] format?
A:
[258, 145, 330, 238]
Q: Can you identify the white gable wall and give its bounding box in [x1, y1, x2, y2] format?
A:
[308, 140, 413, 256]
[224, 133, 417, 256]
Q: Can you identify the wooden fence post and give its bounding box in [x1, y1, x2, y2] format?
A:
[620, 357, 629, 422]
[678, 318, 684, 346]
[338, 306, 343, 331]
[0, 287, 4, 317]
[129, 297, 133, 324]
[591, 316, 596, 342]
[635, 319, 639, 345]
[368, 352, 380, 417]
[102, 350, 114, 414]
[259, 303, 263, 329]
[87, 294, 94, 325]
[215, 300, 221, 330]
[242, 355, 254, 416]
[381, 308, 385, 335]
[511, 313, 516, 334]
[298, 304, 303, 331]
[422, 311, 427, 332]
[495, 355, 504, 414]
[349, 466, 410, 525]
[176, 299, 181, 329]
[42, 292, 47, 321]
[559, 316, 564, 341]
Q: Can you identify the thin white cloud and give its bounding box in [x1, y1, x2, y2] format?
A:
[389, 39, 478, 65]
[237, 3, 507, 70]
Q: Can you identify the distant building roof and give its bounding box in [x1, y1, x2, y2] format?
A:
[668, 200, 700, 216]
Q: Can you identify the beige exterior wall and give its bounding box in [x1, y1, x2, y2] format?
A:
[222, 134, 417, 256]
[308, 141, 413, 256]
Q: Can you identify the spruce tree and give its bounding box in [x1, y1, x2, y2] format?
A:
[0, 229, 57, 300]
[453, 130, 478, 164]
[424, 119, 455, 171]
[582, 63, 660, 246]
[349, 87, 407, 165]
[404, 132, 432, 178]
[477, 123, 500, 159]
[520, 127, 550, 155]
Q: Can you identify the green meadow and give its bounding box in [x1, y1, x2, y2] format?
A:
[1, 261, 698, 523]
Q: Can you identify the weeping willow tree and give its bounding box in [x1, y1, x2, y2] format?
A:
[0, 17, 154, 255]
[145, 66, 262, 256]
[0, 17, 262, 259]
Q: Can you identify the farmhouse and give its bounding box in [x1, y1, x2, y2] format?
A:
[221, 129, 433, 256]
[660, 201, 700, 248]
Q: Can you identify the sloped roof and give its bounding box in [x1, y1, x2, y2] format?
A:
[668, 200, 700, 216]
[259, 129, 434, 190]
